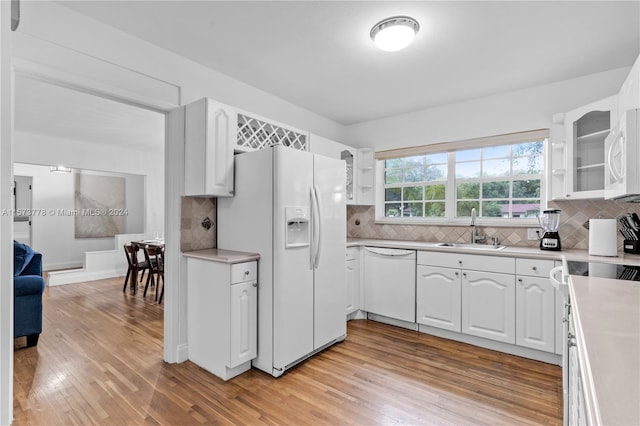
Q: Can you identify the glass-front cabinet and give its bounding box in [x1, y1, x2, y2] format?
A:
[550, 95, 617, 200]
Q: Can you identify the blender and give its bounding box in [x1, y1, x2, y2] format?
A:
[538, 209, 562, 251]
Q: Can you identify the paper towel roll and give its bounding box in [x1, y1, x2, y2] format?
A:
[589, 219, 618, 256]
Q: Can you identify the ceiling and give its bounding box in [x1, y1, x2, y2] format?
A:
[56, 0, 640, 126]
[14, 75, 165, 149]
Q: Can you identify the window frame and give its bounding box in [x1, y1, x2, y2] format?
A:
[374, 130, 548, 227]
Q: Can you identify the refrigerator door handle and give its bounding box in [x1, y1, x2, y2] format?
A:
[313, 184, 322, 268]
[309, 186, 316, 270]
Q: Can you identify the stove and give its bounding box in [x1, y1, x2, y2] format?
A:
[566, 260, 640, 281]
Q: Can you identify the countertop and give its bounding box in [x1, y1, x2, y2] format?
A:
[569, 275, 640, 426]
[347, 237, 640, 265]
[182, 248, 260, 264]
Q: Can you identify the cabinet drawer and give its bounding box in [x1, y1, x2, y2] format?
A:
[418, 251, 514, 274]
[231, 261, 257, 284]
[418, 251, 461, 268]
[516, 258, 555, 278]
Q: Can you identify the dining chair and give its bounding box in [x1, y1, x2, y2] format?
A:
[143, 245, 164, 302]
[123, 243, 151, 295]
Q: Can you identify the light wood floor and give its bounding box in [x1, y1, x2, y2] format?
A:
[13, 277, 562, 425]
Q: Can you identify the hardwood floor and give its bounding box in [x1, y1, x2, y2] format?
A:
[13, 277, 562, 425]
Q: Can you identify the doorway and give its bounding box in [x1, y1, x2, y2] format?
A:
[12, 175, 32, 246]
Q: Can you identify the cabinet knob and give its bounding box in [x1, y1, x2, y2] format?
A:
[458, 260, 462, 265]
[518, 278, 523, 283]
[252, 282, 258, 287]
[462, 272, 467, 277]
[244, 270, 250, 276]
[455, 272, 459, 277]
[532, 266, 537, 271]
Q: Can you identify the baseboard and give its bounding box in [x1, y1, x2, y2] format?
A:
[44, 261, 83, 271]
[417, 324, 562, 366]
[175, 343, 189, 363]
[366, 313, 419, 331]
[47, 269, 124, 286]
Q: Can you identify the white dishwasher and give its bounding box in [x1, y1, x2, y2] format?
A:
[363, 247, 416, 322]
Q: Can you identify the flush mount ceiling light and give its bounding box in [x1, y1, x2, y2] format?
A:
[370, 16, 420, 52]
[50, 165, 72, 173]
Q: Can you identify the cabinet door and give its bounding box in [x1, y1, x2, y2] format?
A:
[345, 258, 360, 314]
[185, 98, 236, 197]
[416, 265, 461, 332]
[229, 280, 257, 368]
[309, 134, 357, 204]
[515, 275, 555, 352]
[563, 96, 616, 199]
[619, 55, 640, 112]
[461, 270, 515, 344]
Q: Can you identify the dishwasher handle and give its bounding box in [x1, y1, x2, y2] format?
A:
[364, 247, 416, 257]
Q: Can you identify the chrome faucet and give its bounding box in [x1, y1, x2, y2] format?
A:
[470, 208, 486, 244]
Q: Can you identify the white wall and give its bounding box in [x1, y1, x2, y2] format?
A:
[13, 162, 146, 270]
[14, 129, 163, 251]
[345, 67, 630, 150]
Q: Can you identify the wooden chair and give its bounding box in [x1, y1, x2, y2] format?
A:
[143, 245, 164, 302]
[123, 243, 151, 295]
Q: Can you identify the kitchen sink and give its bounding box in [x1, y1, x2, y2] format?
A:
[436, 242, 507, 251]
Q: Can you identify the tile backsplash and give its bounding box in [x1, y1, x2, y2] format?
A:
[181, 196, 217, 252]
[347, 200, 640, 251]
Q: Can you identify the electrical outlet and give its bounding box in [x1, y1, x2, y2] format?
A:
[527, 228, 540, 241]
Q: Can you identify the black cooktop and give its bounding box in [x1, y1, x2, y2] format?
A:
[566, 260, 640, 281]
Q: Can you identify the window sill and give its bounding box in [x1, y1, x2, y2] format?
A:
[374, 217, 540, 228]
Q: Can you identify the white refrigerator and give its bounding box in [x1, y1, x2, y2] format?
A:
[218, 145, 346, 377]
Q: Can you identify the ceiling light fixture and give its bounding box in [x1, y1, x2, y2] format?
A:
[50, 165, 72, 173]
[370, 16, 420, 52]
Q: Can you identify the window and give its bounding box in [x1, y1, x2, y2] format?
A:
[378, 131, 547, 223]
[383, 153, 447, 218]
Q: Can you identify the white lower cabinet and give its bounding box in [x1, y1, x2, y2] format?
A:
[567, 302, 589, 426]
[345, 247, 360, 315]
[461, 270, 516, 344]
[515, 275, 556, 352]
[229, 280, 258, 368]
[416, 265, 461, 332]
[187, 258, 257, 380]
[514, 258, 557, 353]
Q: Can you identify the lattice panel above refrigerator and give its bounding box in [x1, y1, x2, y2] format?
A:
[237, 114, 308, 151]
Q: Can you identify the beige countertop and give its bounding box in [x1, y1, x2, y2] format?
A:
[182, 248, 260, 264]
[569, 275, 640, 426]
[347, 237, 640, 265]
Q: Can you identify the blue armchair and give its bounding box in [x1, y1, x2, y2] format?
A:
[14, 241, 45, 347]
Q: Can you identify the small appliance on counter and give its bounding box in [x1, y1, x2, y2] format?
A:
[538, 209, 561, 251]
[618, 213, 640, 254]
[589, 218, 618, 257]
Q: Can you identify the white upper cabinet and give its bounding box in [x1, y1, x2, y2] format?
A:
[309, 134, 374, 205]
[619, 55, 640, 113]
[549, 95, 617, 200]
[235, 111, 309, 153]
[184, 98, 236, 197]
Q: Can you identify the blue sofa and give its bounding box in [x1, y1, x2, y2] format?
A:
[14, 241, 45, 347]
